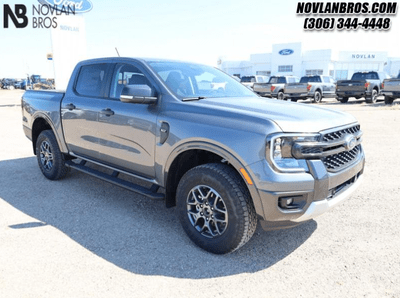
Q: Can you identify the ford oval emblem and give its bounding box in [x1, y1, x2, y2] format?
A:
[279, 49, 294, 55]
[38, 0, 93, 13]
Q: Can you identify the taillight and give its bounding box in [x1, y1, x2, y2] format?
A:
[271, 86, 276, 92]
[307, 84, 312, 91]
[365, 82, 370, 89]
[381, 82, 385, 89]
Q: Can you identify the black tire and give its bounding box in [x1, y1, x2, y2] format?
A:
[36, 130, 69, 180]
[291, 98, 298, 102]
[312, 91, 322, 103]
[277, 91, 284, 100]
[176, 163, 257, 254]
[340, 97, 349, 103]
[384, 95, 394, 105]
[366, 89, 378, 103]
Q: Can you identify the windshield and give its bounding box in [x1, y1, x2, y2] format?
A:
[148, 61, 257, 99]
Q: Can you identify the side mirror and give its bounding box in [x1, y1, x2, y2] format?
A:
[120, 84, 157, 104]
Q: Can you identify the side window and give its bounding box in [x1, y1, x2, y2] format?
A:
[110, 63, 152, 99]
[75, 64, 109, 97]
[323, 76, 330, 83]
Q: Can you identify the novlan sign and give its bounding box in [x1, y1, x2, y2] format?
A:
[38, 0, 93, 13]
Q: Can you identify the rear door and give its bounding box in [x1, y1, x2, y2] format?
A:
[95, 62, 159, 178]
[322, 76, 335, 97]
[61, 63, 114, 159]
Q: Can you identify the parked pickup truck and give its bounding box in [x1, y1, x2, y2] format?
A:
[381, 73, 400, 104]
[253, 76, 299, 99]
[240, 75, 268, 90]
[284, 75, 336, 103]
[336, 71, 389, 103]
[22, 58, 365, 254]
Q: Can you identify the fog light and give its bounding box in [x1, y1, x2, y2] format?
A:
[278, 195, 305, 210]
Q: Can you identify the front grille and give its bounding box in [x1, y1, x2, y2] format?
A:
[322, 125, 360, 142]
[322, 145, 361, 171]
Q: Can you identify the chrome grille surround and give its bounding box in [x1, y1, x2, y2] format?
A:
[292, 124, 363, 172]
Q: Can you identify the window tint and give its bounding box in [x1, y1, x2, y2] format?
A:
[75, 64, 109, 97]
[351, 72, 379, 80]
[300, 76, 322, 83]
[110, 64, 152, 99]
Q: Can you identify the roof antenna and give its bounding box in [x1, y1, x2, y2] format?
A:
[115, 47, 120, 57]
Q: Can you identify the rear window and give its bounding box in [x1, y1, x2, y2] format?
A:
[75, 64, 109, 97]
[351, 72, 379, 80]
[268, 77, 286, 84]
[240, 76, 255, 83]
[300, 76, 322, 83]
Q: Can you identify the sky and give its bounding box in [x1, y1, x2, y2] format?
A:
[0, 0, 399, 78]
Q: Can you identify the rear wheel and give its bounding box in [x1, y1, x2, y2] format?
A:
[384, 95, 394, 105]
[366, 89, 378, 103]
[277, 91, 284, 100]
[312, 91, 322, 103]
[36, 130, 69, 180]
[291, 98, 298, 102]
[340, 97, 349, 103]
[176, 163, 257, 254]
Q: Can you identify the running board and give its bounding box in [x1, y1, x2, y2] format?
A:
[65, 161, 165, 200]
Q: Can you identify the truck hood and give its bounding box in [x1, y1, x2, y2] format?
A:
[196, 97, 357, 133]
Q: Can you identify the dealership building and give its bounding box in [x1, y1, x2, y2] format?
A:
[220, 42, 400, 80]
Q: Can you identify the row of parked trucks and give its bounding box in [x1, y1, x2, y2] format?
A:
[0, 75, 55, 90]
[251, 71, 400, 104]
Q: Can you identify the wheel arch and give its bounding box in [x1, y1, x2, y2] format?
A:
[31, 114, 65, 155]
[163, 142, 264, 217]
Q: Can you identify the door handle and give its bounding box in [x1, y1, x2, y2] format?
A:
[65, 103, 76, 110]
[100, 108, 114, 116]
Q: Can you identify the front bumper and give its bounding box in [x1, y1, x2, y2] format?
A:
[248, 147, 365, 230]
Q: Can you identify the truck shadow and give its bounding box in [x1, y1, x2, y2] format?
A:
[0, 157, 316, 279]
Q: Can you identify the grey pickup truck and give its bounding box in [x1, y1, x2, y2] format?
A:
[22, 58, 365, 254]
[253, 76, 299, 99]
[284, 75, 337, 103]
[381, 73, 400, 104]
[336, 71, 389, 103]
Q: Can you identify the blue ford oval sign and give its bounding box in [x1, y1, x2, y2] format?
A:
[279, 49, 294, 55]
[38, 0, 93, 13]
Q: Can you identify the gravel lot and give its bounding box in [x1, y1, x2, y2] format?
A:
[1, 89, 399, 298]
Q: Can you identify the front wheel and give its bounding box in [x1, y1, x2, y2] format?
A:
[36, 130, 69, 180]
[312, 91, 322, 103]
[177, 163, 257, 254]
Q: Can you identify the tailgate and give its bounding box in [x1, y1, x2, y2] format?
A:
[336, 80, 365, 92]
[284, 83, 308, 94]
[383, 79, 400, 92]
[253, 83, 272, 93]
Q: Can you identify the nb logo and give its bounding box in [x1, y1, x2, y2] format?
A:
[3, 4, 28, 28]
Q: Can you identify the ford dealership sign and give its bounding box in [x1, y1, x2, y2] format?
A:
[279, 49, 294, 55]
[38, 0, 93, 13]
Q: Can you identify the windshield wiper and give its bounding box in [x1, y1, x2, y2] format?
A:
[182, 96, 207, 102]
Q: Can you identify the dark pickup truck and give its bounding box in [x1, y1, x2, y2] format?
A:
[22, 57, 365, 254]
[336, 71, 389, 103]
[381, 73, 400, 104]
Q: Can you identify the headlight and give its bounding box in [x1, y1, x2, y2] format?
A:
[266, 133, 320, 173]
